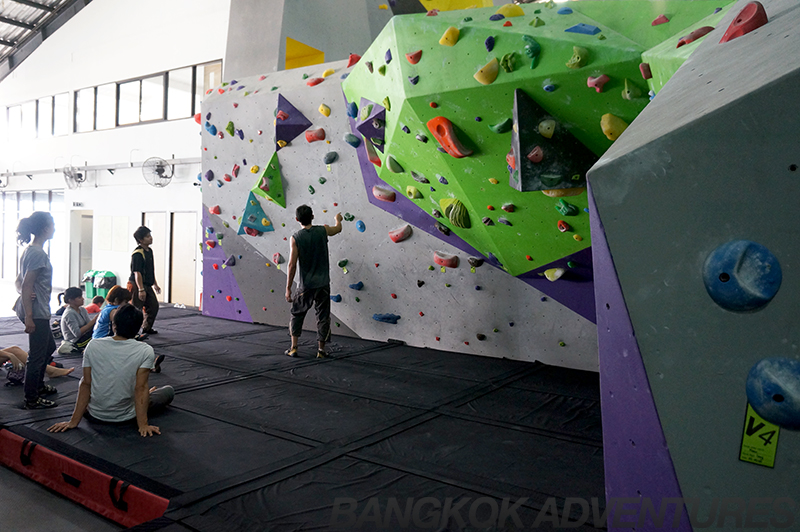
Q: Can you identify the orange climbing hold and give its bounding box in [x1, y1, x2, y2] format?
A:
[503, 21, 512, 27]
[426, 116, 473, 158]
[406, 50, 422, 64]
[306, 77, 324, 87]
[209, 205, 221, 215]
[506, 150, 516, 169]
[305, 128, 326, 142]
[558, 220, 571, 232]
[347, 53, 361, 67]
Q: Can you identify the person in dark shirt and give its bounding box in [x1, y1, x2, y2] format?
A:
[127, 226, 161, 337]
[285, 205, 343, 358]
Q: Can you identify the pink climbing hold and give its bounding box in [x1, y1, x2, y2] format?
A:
[677, 26, 714, 48]
[652, 14, 669, 26]
[389, 224, 413, 243]
[720, 2, 767, 43]
[433, 251, 459, 268]
[276, 110, 289, 121]
[305, 128, 326, 143]
[426, 9, 439, 16]
[527, 146, 544, 163]
[347, 53, 361, 67]
[232, 164, 240, 177]
[272, 252, 284, 265]
[209, 205, 221, 215]
[587, 74, 610, 93]
[639, 63, 653, 80]
[306, 77, 324, 87]
[372, 185, 396, 202]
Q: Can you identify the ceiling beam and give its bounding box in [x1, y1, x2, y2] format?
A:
[0, 15, 36, 30]
[9, 0, 55, 12]
[0, 38, 16, 47]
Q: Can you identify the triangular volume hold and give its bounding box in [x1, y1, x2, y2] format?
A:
[275, 94, 313, 151]
[251, 151, 286, 208]
[238, 192, 276, 236]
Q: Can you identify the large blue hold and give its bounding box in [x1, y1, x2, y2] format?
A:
[746, 357, 800, 430]
[703, 240, 782, 312]
[349, 281, 364, 290]
[373, 313, 401, 324]
[565, 23, 601, 35]
[330, 294, 342, 303]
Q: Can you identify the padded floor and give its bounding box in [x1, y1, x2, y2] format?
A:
[0, 307, 605, 530]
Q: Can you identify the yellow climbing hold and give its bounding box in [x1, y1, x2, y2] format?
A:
[262, 218, 271, 227]
[538, 119, 555, 139]
[473, 57, 499, 85]
[277, 140, 287, 148]
[542, 187, 586, 198]
[573, 234, 583, 241]
[489, 178, 499, 184]
[322, 68, 335, 78]
[319, 104, 331, 117]
[600, 113, 629, 141]
[379, 3, 388, 8]
[382, 96, 391, 112]
[495, 4, 524, 17]
[544, 268, 566, 281]
[439, 27, 460, 46]
[406, 186, 423, 199]
[250, 165, 260, 173]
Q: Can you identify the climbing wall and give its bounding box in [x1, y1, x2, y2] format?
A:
[589, 0, 800, 527]
[200, 58, 598, 369]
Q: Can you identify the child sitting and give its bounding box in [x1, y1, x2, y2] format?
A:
[58, 287, 98, 355]
[84, 295, 105, 314]
[93, 285, 131, 339]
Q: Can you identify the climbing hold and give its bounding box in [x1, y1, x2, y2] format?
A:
[566, 47, 589, 69]
[555, 199, 579, 216]
[429, 102, 438, 108]
[573, 235, 583, 241]
[485, 36, 495, 52]
[427, 9, 438, 16]
[319, 104, 331, 117]
[349, 282, 364, 290]
[498, 217, 512, 226]
[356, 221, 366, 232]
[277, 140, 287, 148]
[386, 156, 405, 174]
[406, 186, 422, 199]
[225, 121, 235, 136]
[489, 118, 513, 134]
[538, 119, 556, 139]
[337, 259, 348, 268]
[306, 78, 324, 87]
[378, 65, 387, 76]
[677, 26, 714, 48]
[323, 152, 338, 164]
[305, 128, 326, 142]
[204, 170, 214, 181]
[526, 146, 544, 163]
[390, 293, 397, 299]
[347, 53, 361, 67]
[275, 110, 289, 121]
[365, 141, 382, 167]
[474, 58, 499, 85]
[371, 137, 385, 146]
[639, 63, 652, 79]
[530, 17, 545, 27]
[495, 3, 524, 17]
[212, 263, 219, 270]
[439, 26, 460, 46]
[622, 79, 642, 100]
[346, 101, 358, 118]
[382, 97, 391, 112]
[344, 133, 361, 148]
[343, 213, 355, 222]
[308, 185, 315, 194]
[651, 14, 669, 26]
[385, 49, 392, 64]
[482, 217, 494, 226]
[703, 240, 782, 312]
[412, 172, 429, 184]
[720, 2, 767, 43]
[405, 50, 422, 65]
[419, 312, 424, 317]
[330, 294, 342, 303]
[476, 334, 486, 341]
[209, 205, 221, 215]
[557, 7, 573, 14]
[249, 165, 260, 174]
[427, 117, 473, 158]
[600, 114, 629, 140]
[438, 175, 448, 185]
[489, 14, 505, 21]
[417, 280, 425, 287]
[204, 123, 217, 136]
[416, 134, 428, 143]
[746, 357, 800, 430]
[408, 75, 419, 85]
[566, 23, 601, 35]
[372, 185, 396, 202]
[543, 82, 557, 92]
[468, 258, 484, 268]
[503, 21, 512, 27]
[501, 203, 515, 213]
[558, 220, 571, 232]
[500, 52, 517, 73]
[272, 253, 284, 265]
[544, 268, 566, 281]
[587, 74, 610, 93]
[226, 296, 233, 302]
[205, 240, 216, 248]
[439, 198, 471, 228]
[365, 61, 373, 73]
[373, 314, 401, 324]
[433, 251, 459, 268]
[321, 68, 335, 78]
[389, 224, 413, 243]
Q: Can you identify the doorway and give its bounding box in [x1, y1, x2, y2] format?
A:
[170, 212, 197, 305]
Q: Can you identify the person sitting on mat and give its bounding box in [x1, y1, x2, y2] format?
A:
[47, 304, 172, 437]
[84, 295, 105, 314]
[284, 205, 343, 358]
[2, 345, 74, 386]
[92, 285, 131, 339]
[58, 287, 98, 355]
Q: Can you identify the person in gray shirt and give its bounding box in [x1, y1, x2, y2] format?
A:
[14, 211, 59, 409]
[59, 286, 98, 354]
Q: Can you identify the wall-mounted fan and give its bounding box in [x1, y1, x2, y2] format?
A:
[63, 165, 86, 190]
[142, 157, 173, 188]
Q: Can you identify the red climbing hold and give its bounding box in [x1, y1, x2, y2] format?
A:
[587, 74, 610, 93]
[419, 312, 424, 316]
[375, 263, 380, 267]
[305, 128, 326, 142]
[206, 240, 216, 248]
[389, 224, 413, 243]
[391, 293, 397, 299]
[226, 296, 233, 302]
[527, 146, 544, 163]
[677, 26, 714, 47]
[426, 9, 438, 16]
[429, 102, 438, 108]
[506, 150, 516, 169]
[464, 341, 470, 345]
[503, 21, 512, 27]
[435, 337, 440, 341]
[212, 263, 219, 270]
[333, 203, 338, 207]
[526, 255, 533, 261]
[406, 50, 423, 64]
[347, 53, 361, 67]
[426, 116, 473, 158]
[194, 113, 202, 124]
[218, 88, 225, 94]
[276, 110, 289, 121]
[651, 14, 669, 26]
[558, 220, 571, 232]
[719, 2, 767, 43]
[209, 205, 221, 215]
[223, 174, 232, 182]
[487, 205, 495, 211]
[306, 77, 324, 87]
[433, 251, 459, 268]
[244, 227, 261, 237]
[639, 63, 652, 80]
[232, 164, 240, 177]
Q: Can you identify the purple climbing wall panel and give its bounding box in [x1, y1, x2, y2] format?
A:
[588, 183, 690, 532]
[201, 209, 253, 323]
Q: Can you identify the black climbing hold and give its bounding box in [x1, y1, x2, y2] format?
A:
[417, 280, 425, 287]
[435, 222, 450, 235]
[468, 257, 484, 268]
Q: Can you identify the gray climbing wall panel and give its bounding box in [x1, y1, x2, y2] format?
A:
[589, 0, 800, 525]
[201, 59, 598, 370]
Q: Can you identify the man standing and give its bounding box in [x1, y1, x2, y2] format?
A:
[285, 205, 343, 358]
[47, 304, 174, 437]
[128, 226, 161, 337]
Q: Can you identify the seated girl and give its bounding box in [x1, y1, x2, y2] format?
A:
[58, 287, 98, 355]
[2, 345, 74, 386]
[93, 285, 132, 339]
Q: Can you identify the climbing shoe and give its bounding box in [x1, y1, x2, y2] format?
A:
[285, 348, 298, 357]
[24, 397, 58, 409]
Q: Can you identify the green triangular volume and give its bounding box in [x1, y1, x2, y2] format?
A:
[251, 151, 286, 208]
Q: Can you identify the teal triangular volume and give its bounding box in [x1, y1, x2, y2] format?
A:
[237, 192, 276, 235]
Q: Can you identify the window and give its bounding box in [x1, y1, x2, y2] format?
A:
[7, 105, 21, 140]
[75, 88, 95, 133]
[118, 80, 140, 125]
[95, 83, 116, 130]
[2, 193, 18, 280]
[195, 61, 222, 114]
[21, 101, 36, 139]
[167, 67, 193, 120]
[53, 93, 69, 136]
[140, 75, 165, 121]
[38, 96, 53, 138]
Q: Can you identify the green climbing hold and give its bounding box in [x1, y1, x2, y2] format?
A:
[318, 177, 327, 184]
[302, 73, 309, 79]
[226, 121, 235, 136]
[406, 186, 422, 199]
[529, 16, 545, 27]
[338, 259, 349, 268]
[567, 261, 577, 268]
[493, 328, 499, 333]
[308, 185, 315, 194]
[355, 297, 360, 302]
[343, 213, 355, 221]
[555, 199, 579, 216]
[463, 16, 472, 22]
[387, 156, 405, 173]
[428, 265, 435, 270]
[382, 96, 391, 112]
[489, 118, 513, 134]
[500, 52, 517, 73]
[271, 86, 278, 91]
[439, 198, 471, 229]
[378, 64, 386, 76]
[360, 104, 373, 120]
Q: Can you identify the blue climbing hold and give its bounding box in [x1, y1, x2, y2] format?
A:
[408, 75, 420, 85]
[204, 170, 214, 181]
[356, 220, 366, 232]
[346, 101, 358, 119]
[557, 7, 573, 14]
[703, 240, 782, 312]
[385, 49, 392, 64]
[485, 36, 495, 52]
[204, 122, 217, 136]
[565, 23, 601, 35]
[344, 133, 361, 148]
[331, 294, 342, 303]
[543, 83, 557, 92]
[489, 14, 504, 21]
[349, 281, 364, 291]
[373, 313, 401, 324]
[438, 175, 448, 185]
[746, 357, 800, 430]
